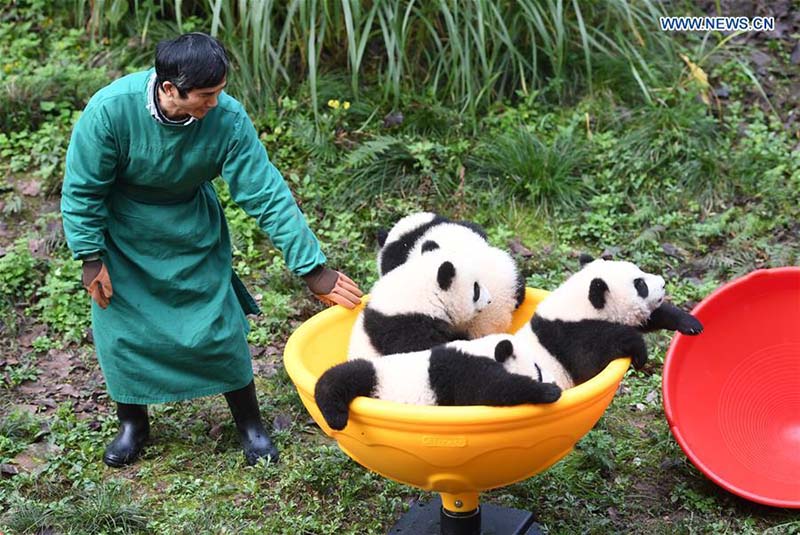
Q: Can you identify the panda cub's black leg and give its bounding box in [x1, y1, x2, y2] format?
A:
[618, 329, 649, 370]
[494, 340, 515, 363]
[640, 302, 703, 335]
[315, 360, 377, 431]
[481, 374, 562, 405]
[454, 359, 561, 405]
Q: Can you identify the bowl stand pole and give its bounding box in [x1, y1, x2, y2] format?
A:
[389, 492, 543, 534]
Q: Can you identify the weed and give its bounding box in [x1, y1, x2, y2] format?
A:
[0, 238, 45, 302]
[0, 408, 42, 461]
[3, 355, 41, 388]
[472, 124, 590, 213]
[31, 255, 89, 343]
[2, 496, 57, 535]
[59, 481, 149, 535]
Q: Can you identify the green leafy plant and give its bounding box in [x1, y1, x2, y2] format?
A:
[31, 256, 90, 343]
[4, 357, 42, 387]
[0, 408, 42, 459]
[0, 238, 45, 302]
[471, 125, 589, 213]
[79, 0, 673, 123]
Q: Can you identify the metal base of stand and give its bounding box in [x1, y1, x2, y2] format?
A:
[389, 496, 543, 535]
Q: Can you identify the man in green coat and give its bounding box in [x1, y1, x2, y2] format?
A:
[61, 33, 362, 467]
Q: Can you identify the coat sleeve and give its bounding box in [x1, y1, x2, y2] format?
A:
[220, 109, 326, 276]
[61, 105, 117, 260]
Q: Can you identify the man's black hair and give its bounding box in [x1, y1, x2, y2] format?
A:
[155, 32, 229, 98]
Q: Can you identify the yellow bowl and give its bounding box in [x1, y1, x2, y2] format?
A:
[284, 288, 630, 512]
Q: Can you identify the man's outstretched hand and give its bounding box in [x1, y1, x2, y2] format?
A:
[82, 259, 113, 309]
[303, 266, 362, 309]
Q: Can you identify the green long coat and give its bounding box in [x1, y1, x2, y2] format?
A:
[61, 70, 326, 404]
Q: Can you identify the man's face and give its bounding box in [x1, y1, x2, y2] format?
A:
[172, 78, 227, 119]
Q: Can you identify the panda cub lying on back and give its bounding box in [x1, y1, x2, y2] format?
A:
[513, 255, 703, 389]
[317, 334, 562, 430]
[347, 250, 491, 359]
[377, 212, 526, 338]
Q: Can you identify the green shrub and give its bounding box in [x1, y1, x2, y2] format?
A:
[471, 125, 589, 213]
[76, 0, 674, 122]
[0, 238, 46, 302]
[31, 256, 90, 343]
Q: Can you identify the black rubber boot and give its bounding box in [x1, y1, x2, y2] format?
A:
[103, 403, 149, 468]
[224, 380, 279, 465]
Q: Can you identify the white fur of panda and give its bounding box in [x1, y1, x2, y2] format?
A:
[512, 257, 668, 389]
[446, 334, 557, 385]
[377, 212, 525, 338]
[377, 212, 486, 275]
[316, 334, 562, 430]
[347, 250, 492, 359]
[376, 212, 438, 272]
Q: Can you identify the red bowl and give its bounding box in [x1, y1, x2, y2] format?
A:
[663, 267, 800, 508]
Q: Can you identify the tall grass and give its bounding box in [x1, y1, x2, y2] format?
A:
[79, 0, 673, 120]
[471, 125, 589, 213]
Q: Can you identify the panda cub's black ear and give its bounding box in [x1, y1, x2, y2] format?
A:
[494, 340, 514, 363]
[579, 253, 595, 267]
[421, 240, 440, 253]
[376, 229, 389, 248]
[437, 261, 456, 290]
[589, 277, 609, 309]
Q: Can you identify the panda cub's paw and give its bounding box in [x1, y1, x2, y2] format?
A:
[533, 382, 562, 404]
[676, 313, 704, 335]
[315, 360, 378, 431]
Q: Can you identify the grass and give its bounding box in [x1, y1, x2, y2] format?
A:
[72, 0, 676, 121]
[471, 123, 589, 213]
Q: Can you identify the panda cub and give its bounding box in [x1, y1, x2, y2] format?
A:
[317, 334, 562, 430]
[347, 250, 492, 359]
[377, 212, 487, 275]
[377, 212, 525, 338]
[513, 256, 703, 389]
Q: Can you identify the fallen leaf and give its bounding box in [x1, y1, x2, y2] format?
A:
[662, 243, 684, 259]
[17, 384, 47, 396]
[1, 463, 20, 478]
[272, 412, 293, 432]
[679, 53, 710, 105]
[714, 85, 730, 99]
[38, 350, 76, 380]
[35, 398, 58, 410]
[601, 247, 621, 260]
[19, 325, 48, 347]
[749, 49, 772, 68]
[14, 403, 39, 414]
[12, 442, 62, 475]
[383, 111, 404, 128]
[253, 360, 277, 378]
[20, 179, 42, 197]
[55, 383, 81, 398]
[27, 238, 48, 259]
[209, 422, 225, 440]
[508, 238, 533, 258]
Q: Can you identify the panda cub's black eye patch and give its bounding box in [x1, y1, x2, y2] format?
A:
[421, 240, 439, 253]
[473, 282, 480, 302]
[634, 278, 648, 298]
